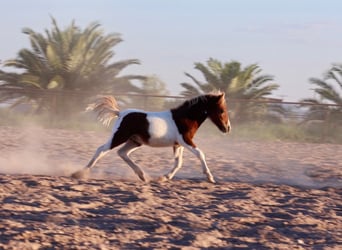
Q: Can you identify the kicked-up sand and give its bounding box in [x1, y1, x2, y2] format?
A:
[0, 126, 341, 249]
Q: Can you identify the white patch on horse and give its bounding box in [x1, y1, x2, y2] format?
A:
[146, 111, 179, 147]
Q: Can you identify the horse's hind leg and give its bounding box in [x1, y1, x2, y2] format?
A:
[162, 145, 184, 181]
[117, 139, 147, 182]
[71, 143, 111, 179]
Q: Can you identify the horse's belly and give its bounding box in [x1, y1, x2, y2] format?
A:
[148, 137, 176, 147]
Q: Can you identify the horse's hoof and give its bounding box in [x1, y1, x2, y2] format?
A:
[71, 169, 89, 179]
[137, 172, 150, 183]
[157, 175, 169, 182]
[207, 176, 216, 184]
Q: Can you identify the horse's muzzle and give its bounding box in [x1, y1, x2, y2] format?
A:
[224, 120, 232, 133]
[220, 124, 231, 133]
[227, 124, 231, 133]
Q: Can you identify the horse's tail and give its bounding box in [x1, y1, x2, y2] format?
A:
[86, 95, 120, 127]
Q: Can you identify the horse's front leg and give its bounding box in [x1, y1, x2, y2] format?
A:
[162, 144, 184, 181]
[181, 142, 216, 183]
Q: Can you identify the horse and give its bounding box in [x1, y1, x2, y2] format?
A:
[71, 91, 231, 183]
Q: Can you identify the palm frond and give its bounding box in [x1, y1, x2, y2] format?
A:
[194, 62, 221, 89]
[326, 65, 342, 89]
[180, 83, 202, 97]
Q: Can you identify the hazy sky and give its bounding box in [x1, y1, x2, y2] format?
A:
[1, 0, 341, 101]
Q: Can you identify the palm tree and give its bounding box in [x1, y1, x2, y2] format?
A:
[120, 75, 170, 110]
[0, 17, 146, 118]
[181, 58, 280, 121]
[139, 76, 170, 110]
[302, 64, 342, 123]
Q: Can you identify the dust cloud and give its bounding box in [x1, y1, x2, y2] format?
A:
[0, 118, 341, 188]
[0, 125, 81, 176]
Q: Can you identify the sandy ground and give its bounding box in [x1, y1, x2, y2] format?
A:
[0, 125, 341, 249]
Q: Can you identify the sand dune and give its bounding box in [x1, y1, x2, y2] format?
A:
[0, 126, 341, 249]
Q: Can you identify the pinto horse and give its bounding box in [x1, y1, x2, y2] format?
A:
[71, 91, 231, 183]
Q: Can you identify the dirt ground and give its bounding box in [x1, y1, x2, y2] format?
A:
[0, 126, 341, 249]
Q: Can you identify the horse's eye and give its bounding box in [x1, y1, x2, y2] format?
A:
[219, 109, 224, 114]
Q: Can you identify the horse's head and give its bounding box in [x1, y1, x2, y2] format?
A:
[207, 92, 231, 133]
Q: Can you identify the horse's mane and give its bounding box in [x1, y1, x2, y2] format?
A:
[186, 95, 207, 107]
[183, 90, 225, 108]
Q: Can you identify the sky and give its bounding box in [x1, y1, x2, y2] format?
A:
[1, 0, 342, 101]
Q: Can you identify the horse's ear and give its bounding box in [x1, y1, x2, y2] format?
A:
[216, 92, 225, 102]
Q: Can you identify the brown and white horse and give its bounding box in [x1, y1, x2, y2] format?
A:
[71, 91, 231, 183]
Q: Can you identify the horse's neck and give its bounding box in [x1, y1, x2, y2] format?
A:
[171, 102, 208, 125]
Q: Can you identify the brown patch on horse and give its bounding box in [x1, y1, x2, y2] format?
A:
[171, 95, 209, 147]
[110, 112, 150, 148]
[171, 92, 229, 146]
[173, 118, 199, 147]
